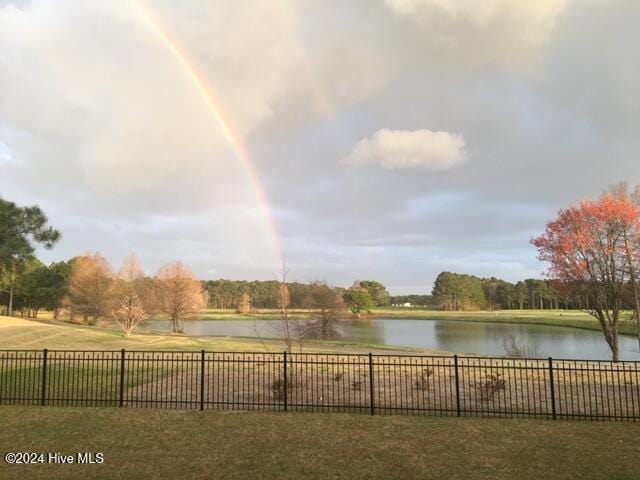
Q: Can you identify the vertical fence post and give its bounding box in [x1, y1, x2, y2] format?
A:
[41, 349, 48, 406]
[283, 351, 288, 412]
[200, 350, 205, 411]
[369, 353, 375, 416]
[454, 355, 461, 417]
[119, 349, 125, 408]
[548, 357, 557, 420]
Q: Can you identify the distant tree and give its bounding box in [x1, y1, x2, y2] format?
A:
[112, 254, 155, 337]
[532, 193, 640, 361]
[496, 281, 516, 310]
[14, 260, 70, 318]
[514, 282, 528, 310]
[432, 272, 486, 311]
[156, 261, 206, 333]
[3, 257, 43, 316]
[67, 253, 114, 325]
[237, 292, 252, 315]
[356, 280, 390, 307]
[344, 287, 374, 319]
[303, 281, 346, 339]
[204, 278, 341, 310]
[273, 261, 302, 353]
[45, 261, 73, 318]
[0, 197, 60, 316]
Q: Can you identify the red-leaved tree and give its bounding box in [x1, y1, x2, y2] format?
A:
[532, 194, 640, 361]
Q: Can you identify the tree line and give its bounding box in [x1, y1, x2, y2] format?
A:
[431, 273, 579, 311]
[1, 252, 207, 336]
[205, 279, 390, 311]
[0, 195, 391, 334]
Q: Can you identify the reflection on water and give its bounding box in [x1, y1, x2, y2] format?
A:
[141, 318, 640, 361]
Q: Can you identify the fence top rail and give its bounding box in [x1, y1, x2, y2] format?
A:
[0, 349, 638, 364]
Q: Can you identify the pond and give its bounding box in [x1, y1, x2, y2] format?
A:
[141, 318, 640, 361]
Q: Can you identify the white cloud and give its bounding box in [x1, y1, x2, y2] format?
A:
[343, 129, 467, 171]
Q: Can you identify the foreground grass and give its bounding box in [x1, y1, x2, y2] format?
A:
[0, 407, 637, 479]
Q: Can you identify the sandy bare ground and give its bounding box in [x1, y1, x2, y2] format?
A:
[122, 353, 640, 419]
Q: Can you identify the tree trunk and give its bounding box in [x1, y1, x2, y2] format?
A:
[173, 314, 180, 333]
[604, 323, 619, 362]
[623, 232, 640, 350]
[8, 276, 14, 317]
[611, 337, 619, 362]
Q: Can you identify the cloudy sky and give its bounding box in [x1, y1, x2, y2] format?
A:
[1, 0, 639, 293]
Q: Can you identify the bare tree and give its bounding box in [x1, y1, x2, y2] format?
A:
[112, 253, 155, 337]
[271, 261, 303, 353]
[155, 261, 206, 333]
[302, 281, 346, 340]
[66, 252, 114, 325]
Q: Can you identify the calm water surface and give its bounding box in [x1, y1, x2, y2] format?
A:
[142, 318, 640, 361]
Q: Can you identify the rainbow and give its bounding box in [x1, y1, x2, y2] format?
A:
[132, 0, 283, 263]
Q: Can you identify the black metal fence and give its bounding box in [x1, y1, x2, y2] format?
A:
[0, 350, 639, 421]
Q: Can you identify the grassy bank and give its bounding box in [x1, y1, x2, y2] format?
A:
[0, 406, 638, 479]
[0, 316, 428, 354]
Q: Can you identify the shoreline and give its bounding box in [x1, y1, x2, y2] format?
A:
[137, 308, 638, 337]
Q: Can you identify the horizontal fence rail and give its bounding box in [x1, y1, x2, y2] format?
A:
[0, 350, 638, 421]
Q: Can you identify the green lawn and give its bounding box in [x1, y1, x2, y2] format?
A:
[0, 362, 174, 406]
[0, 406, 637, 479]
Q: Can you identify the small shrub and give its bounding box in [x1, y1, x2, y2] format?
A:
[333, 372, 344, 382]
[351, 380, 363, 391]
[476, 372, 506, 402]
[271, 378, 292, 400]
[414, 368, 434, 391]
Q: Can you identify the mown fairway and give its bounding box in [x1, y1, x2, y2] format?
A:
[0, 406, 638, 479]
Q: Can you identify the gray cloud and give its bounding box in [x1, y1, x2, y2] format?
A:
[1, 0, 638, 293]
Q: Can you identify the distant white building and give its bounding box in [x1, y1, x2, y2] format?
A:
[402, 302, 412, 308]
